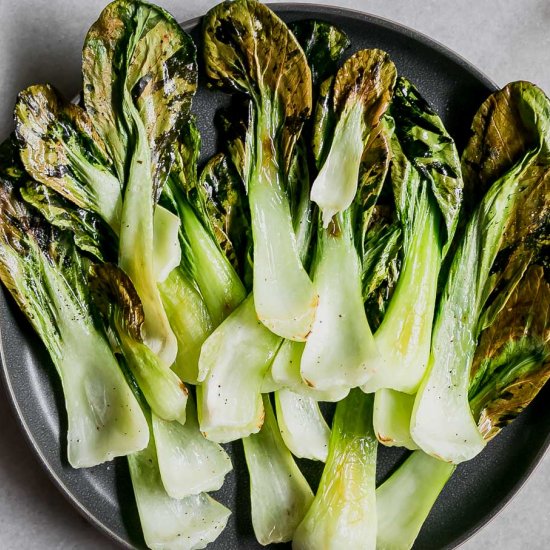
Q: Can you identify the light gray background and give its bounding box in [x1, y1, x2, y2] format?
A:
[0, 0, 548, 548]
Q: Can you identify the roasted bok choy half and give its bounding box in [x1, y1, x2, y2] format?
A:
[302, 49, 396, 391]
[357, 77, 465, 449]
[294, 390, 378, 550]
[0, 137, 148, 467]
[80, 0, 200, 365]
[412, 81, 550, 463]
[378, 249, 549, 550]
[362, 77, 464, 395]
[204, 0, 318, 341]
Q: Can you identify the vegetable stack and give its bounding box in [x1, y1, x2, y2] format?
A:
[0, 0, 548, 549]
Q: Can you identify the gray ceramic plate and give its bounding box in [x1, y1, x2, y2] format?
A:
[1, 4, 548, 550]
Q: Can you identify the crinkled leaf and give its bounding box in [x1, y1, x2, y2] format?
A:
[362, 216, 402, 330]
[198, 153, 250, 278]
[89, 262, 144, 342]
[20, 181, 114, 262]
[289, 19, 350, 88]
[311, 76, 336, 169]
[355, 118, 393, 251]
[469, 265, 550, 440]
[203, 0, 312, 170]
[333, 49, 396, 122]
[82, 0, 197, 192]
[287, 141, 313, 265]
[215, 98, 253, 183]
[462, 81, 550, 211]
[463, 82, 550, 329]
[391, 77, 463, 253]
[0, 138, 60, 345]
[15, 84, 122, 231]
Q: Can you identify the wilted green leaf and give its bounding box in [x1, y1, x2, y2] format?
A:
[82, 0, 197, 191]
[204, 0, 311, 171]
[391, 77, 463, 253]
[15, 84, 122, 232]
[470, 267, 549, 441]
[289, 19, 350, 88]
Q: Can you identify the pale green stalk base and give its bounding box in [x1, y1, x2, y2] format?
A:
[373, 389, 418, 450]
[376, 451, 455, 550]
[243, 395, 313, 545]
[152, 395, 232, 499]
[293, 390, 377, 550]
[411, 157, 531, 463]
[119, 330, 188, 425]
[128, 424, 230, 550]
[270, 339, 349, 402]
[250, 150, 317, 341]
[42, 260, 149, 467]
[119, 101, 177, 366]
[197, 295, 280, 443]
[274, 389, 331, 461]
[159, 269, 213, 384]
[180, 201, 246, 326]
[310, 102, 364, 227]
[361, 203, 440, 395]
[301, 225, 378, 391]
[153, 206, 182, 283]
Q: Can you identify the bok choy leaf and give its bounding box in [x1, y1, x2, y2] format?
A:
[301, 56, 396, 391]
[0, 138, 148, 467]
[203, 0, 317, 341]
[411, 81, 550, 463]
[82, 0, 198, 365]
[90, 263, 188, 425]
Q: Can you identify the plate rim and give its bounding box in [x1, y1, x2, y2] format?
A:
[0, 3, 546, 550]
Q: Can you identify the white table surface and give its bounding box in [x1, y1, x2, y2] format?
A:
[0, 0, 548, 548]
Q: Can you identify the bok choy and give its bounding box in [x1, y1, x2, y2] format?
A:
[411, 81, 550, 463]
[293, 390, 378, 550]
[82, 0, 199, 365]
[203, 0, 317, 341]
[378, 260, 549, 550]
[362, 77, 464, 396]
[0, 138, 148, 467]
[301, 52, 396, 391]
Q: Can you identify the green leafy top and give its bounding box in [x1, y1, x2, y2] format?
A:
[82, 0, 198, 194]
[459, 82, 550, 439]
[469, 264, 550, 440]
[309, 49, 396, 227]
[203, 0, 312, 169]
[20, 181, 114, 263]
[391, 77, 464, 253]
[289, 20, 350, 88]
[0, 138, 93, 358]
[90, 262, 144, 342]
[332, 49, 396, 125]
[15, 84, 122, 232]
[462, 82, 550, 331]
[462, 81, 550, 209]
[198, 153, 251, 278]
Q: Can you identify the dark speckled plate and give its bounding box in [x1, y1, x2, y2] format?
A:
[1, 4, 548, 550]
